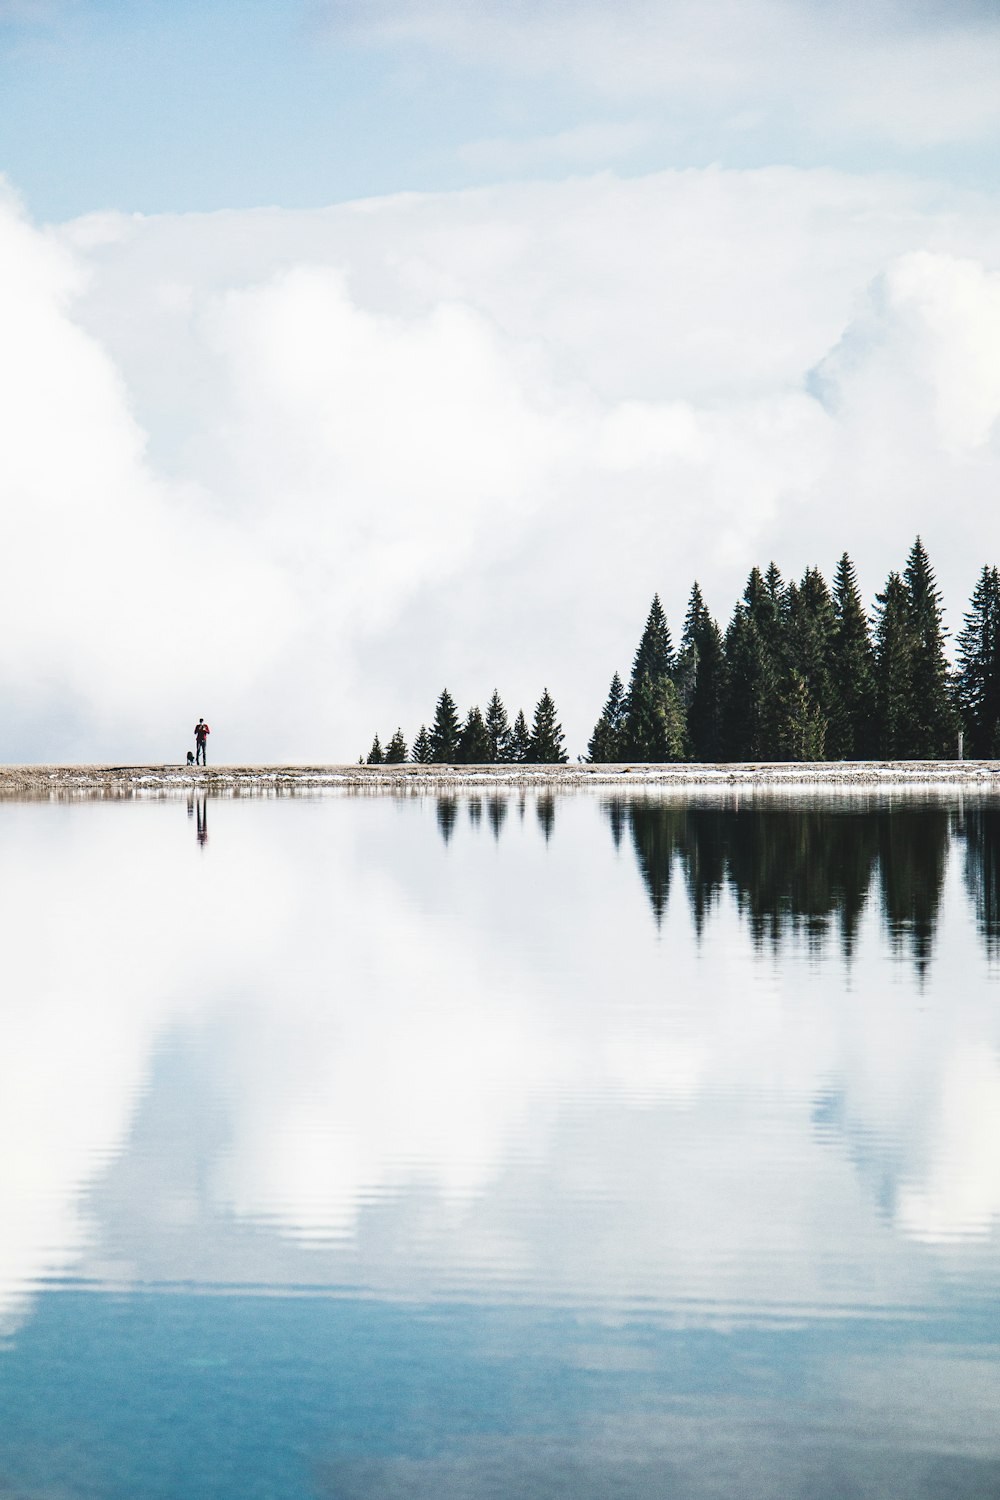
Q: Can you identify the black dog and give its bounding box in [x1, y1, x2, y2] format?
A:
[186, 750, 195, 765]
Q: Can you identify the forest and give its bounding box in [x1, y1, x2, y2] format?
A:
[364, 538, 1000, 764]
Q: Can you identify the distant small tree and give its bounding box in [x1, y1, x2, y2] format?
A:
[366, 734, 384, 765]
[508, 710, 531, 763]
[384, 727, 408, 763]
[588, 671, 627, 762]
[411, 725, 433, 764]
[528, 688, 569, 763]
[458, 706, 492, 763]
[484, 690, 511, 762]
[429, 688, 462, 763]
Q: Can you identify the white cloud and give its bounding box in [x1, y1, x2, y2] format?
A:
[1, 166, 999, 757]
[0, 183, 294, 760]
[332, 0, 1000, 151]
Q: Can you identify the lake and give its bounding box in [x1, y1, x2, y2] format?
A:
[1, 787, 999, 1498]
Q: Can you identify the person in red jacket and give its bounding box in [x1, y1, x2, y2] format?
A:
[194, 718, 210, 765]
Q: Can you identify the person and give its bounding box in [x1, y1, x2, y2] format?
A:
[194, 718, 210, 765]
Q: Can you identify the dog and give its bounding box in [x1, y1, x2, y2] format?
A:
[186, 750, 195, 765]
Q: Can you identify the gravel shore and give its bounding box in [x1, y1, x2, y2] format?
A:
[0, 761, 998, 797]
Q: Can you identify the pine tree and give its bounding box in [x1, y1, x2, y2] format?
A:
[623, 594, 687, 760]
[956, 565, 1000, 758]
[873, 570, 913, 758]
[778, 567, 835, 758]
[903, 537, 956, 757]
[527, 689, 569, 763]
[746, 564, 785, 655]
[458, 706, 492, 763]
[723, 599, 778, 759]
[829, 552, 876, 758]
[622, 673, 687, 761]
[722, 566, 786, 758]
[484, 690, 511, 763]
[774, 672, 826, 760]
[384, 728, 408, 763]
[508, 710, 531, 763]
[411, 725, 432, 764]
[587, 671, 627, 762]
[429, 688, 462, 763]
[678, 582, 725, 761]
[629, 594, 674, 691]
[366, 733, 383, 765]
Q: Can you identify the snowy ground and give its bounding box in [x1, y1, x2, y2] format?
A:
[0, 762, 998, 797]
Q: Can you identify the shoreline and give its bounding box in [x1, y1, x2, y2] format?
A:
[0, 761, 998, 796]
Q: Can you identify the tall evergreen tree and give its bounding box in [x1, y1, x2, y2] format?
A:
[411, 725, 432, 764]
[622, 672, 687, 761]
[829, 552, 876, 758]
[721, 565, 788, 758]
[508, 710, 531, 763]
[484, 690, 511, 763]
[956, 565, 1000, 758]
[458, 706, 492, 763]
[623, 594, 687, 760]
[873, 571, 913, 758]
[629, 594, 675, 688]
[429, 688, 462, 762]
[366, 733, 383, 765]
[678, 582, 725, 762]
[528, 689, 569, 763]
[774, 671, 826, 760]
[902, 537, 956, 757]
[723, 597, 779, 759]
[588, 671, 627, 762]
[794, 567, 836, 709]
[384, 727, 408, 763]
[776, 567, 836, 759]
[745, 564, 785, 655]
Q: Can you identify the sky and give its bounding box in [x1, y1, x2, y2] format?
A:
[2, 0, 1000, 760]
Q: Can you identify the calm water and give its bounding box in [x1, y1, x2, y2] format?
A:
[1, 789, 999, 1498]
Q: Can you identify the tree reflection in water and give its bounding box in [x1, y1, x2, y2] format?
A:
[428, 790, 1000, 972]
[963, 805, 1000, 961]
[611, 799, 956, 976]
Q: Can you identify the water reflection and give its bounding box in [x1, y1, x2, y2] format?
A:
[1, 789, 999, 1499]
[187, 793, 209, 847]
[617, 796, 998, 972]
[964, 805, 1000, 961]
[430, 790, 1000, 971]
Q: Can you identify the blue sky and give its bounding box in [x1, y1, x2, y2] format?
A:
[4, 0, 1000, 220]
[1, 2, 1000, 759]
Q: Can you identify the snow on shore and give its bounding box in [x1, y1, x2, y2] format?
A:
[0, 761, 998, 797]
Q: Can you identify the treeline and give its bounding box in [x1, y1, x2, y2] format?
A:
[590, 539, 1000, 762]
[365, 686, 568, 766]
[364, 538, 1000, 763]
